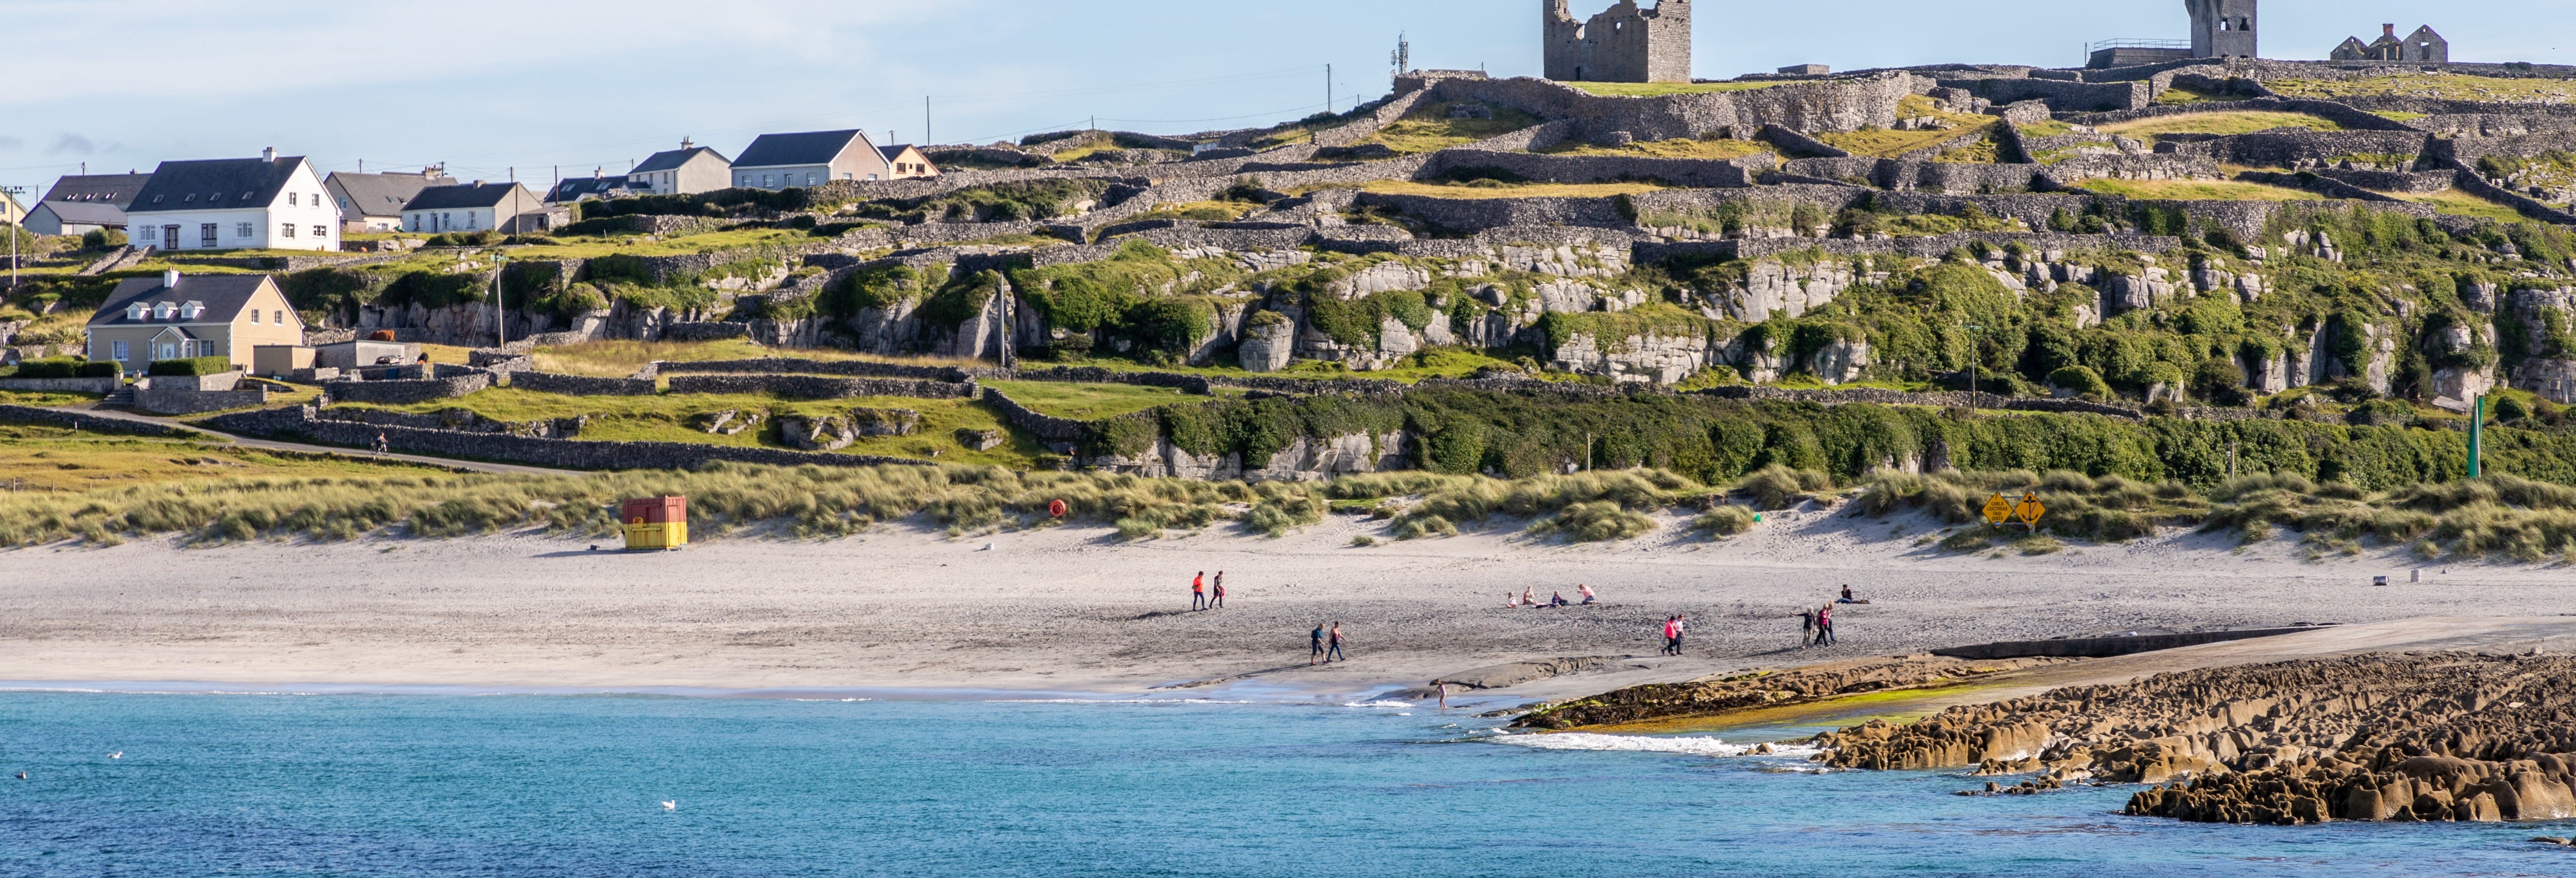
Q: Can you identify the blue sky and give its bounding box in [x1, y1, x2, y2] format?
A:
[2, 0, 2567, 192]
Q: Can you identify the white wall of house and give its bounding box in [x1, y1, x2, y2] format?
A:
[405, 207, 497, 232]
[128, 162, 340, 252]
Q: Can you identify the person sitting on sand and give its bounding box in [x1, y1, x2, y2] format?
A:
[1578, 584, 1596, 605]
[1837, 585, 1858, 604]
[1520, 586, 1536, 607]
[1504, 592, 1518, 608]
[1549, 591, 1569, 608]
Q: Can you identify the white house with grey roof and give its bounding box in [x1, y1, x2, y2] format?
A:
[731, 129, 895, 190]
[402, 181, 546, 234]
[629, 139, 734, 195]
[23, 172, 151, 236]
[327, 168, 457, 232]
[125, 149, 340, 252]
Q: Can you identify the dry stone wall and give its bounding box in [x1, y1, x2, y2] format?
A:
[662, 374, 977, 400]
[1424, 75, 1913, 143]
[508, 371, 657, 396]
[323, 373, 491, 405]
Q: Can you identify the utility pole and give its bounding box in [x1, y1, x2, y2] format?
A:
[925, 97, 933, 146]
[1326, 64, 1334, 114]
[2, 185, 26, 291]
[2469, 395, 2486, 478]
[1963, 324, 1985, 404]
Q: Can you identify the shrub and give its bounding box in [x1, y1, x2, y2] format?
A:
[2495, 395, 2532, 423]
[13, 357, 120, 378]
[81, 228, 128, 249]
[1526, 501, 1656, 542]
[1737, 464, 1831, 510]
[1350, 534, 1378, 547]
[1938, 529, 1994, 552]
[147, 356, 234, 377]
[2046, 365, 2111, 398]
[1691, 504, 1757, 536]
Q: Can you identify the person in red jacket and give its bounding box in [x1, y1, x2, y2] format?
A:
[1191, 572, 1206, 611]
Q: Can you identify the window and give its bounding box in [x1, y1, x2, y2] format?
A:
[250, 310, 260, 325]
[140, 226, 157, 242]
[200, 224, 218, 245]
[127, 303, 148, 320]
[465, 212, 476, 229]
[280, 223, 297, 238]
[275, 310, 286, 325]
[313, 225, 327, 238]
[762, 174, 776, 187]
[740, 176, 751, 185]
[287, 192, 297, 205]
[805, 172, 818, 186]
[236, 222, 254, 238]
[113, 341, 129, 362]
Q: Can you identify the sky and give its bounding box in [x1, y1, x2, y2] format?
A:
[2, 0, 2570, 194]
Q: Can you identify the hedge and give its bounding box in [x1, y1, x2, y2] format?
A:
[13, 357, 120, 379]
[147, 356, 235, 377]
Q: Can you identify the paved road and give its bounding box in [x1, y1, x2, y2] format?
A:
[52, 407, 590, 477]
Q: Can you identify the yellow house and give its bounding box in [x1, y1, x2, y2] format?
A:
[86, 271, 306, 374]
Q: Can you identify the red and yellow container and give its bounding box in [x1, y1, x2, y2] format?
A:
[621, 496, 689, 551]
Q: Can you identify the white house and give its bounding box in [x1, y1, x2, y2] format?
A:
[327, 168, 457, 232]
[401, 181, 545, 234]
[126, 149, 341, 252]
[731, 129, 895, 190]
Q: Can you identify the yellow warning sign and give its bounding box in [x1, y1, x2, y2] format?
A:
[2014, 492, 2047, 527]
[1982, 493, 2014, 525]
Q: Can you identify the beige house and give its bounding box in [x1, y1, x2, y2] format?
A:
[86, 271, 306, 374]
[876, 144, 940, 180]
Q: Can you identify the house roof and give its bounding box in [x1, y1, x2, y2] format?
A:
[402, 181, 532, 211]
[34, 200, 128, 226]
[633, 146, 729, 174]
[88, 274, 280, 327]
[329, 171, 457, 219]
[734, 129, 870, 169]
[878, 145, 921, 162]
[545, 175, 638, 202]
[40, 173, 152, 208]
[130, 156, 311, 213]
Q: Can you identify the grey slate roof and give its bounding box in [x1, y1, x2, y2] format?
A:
[35, 200, 128, 226]
[88, 274, 278, 327]
[402, 182, 530, 211]
[39, 173, 152, 208]
[329, 171, 456, 219]
[545, 176, 637, 202]
[633, 146, 729, 174]
[734, 130, 866, 168]
[131, 157, 309, 212]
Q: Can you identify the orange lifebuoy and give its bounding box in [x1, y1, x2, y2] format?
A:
[1048, 499, 1067, 518]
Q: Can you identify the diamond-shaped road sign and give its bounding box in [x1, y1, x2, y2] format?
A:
[2014, 492, 2047, 526]
[1983, 493, 2014, 525]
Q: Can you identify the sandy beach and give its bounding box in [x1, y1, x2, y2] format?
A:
[4, 501, 2569, 701]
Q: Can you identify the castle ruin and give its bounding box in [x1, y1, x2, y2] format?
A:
[2186, 0, 2259, 59]
[1543, 0, 1692, 84]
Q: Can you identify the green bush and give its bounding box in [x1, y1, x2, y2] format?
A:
[1691, 504, 1758, 536]
[81, 228, 128, 249]
[147, 356, 234, 377]
[2046, 365, 2111, 397]
[13, 357, 119, 378]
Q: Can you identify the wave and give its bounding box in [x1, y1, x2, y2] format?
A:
[1342, 699, 1415, 709]
[1488, 732, 1819, 758]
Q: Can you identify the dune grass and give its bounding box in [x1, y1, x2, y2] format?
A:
[1360, 180, 1665, 200]
[2073, 178, 2326, 201]
[2099, 111, 2345, 139]
[1539, 137, 1774, 160]
[341, 387, 1037, 467]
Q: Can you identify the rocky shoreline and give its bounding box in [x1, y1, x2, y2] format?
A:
[1809, 653, 2576, 825]
[1508, 654, 2067, 730]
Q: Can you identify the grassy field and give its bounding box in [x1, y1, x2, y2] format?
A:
[2075, 178, 2327, 201]
[2015, 120, 2079, 138]
[1120, 201, 1258, 223]
[980, 380, 1208, 420]
[524, 339, 981, 378]
[1816, 95, 1998, 159]
[1033, 346, 1543, 385]
[0, 390, 109, 407]
[345, 387, 1038, 468]
[2376, 187, 2528, 222]
[0, 424, 451, 493]
[1357, 101, 1544, 155]
[2268, 74, 2576, 104]
[1360, 180, 1665, 200]
[1561, 81, 1788, 97]
[1539, 137, 1773, 160]
[2100, 111, 2345, 139]
[508, 228, 821, 260]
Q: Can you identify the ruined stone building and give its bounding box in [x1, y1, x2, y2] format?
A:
[2186, 0, 2258, 59]
[2332, 24, 2448, 62]
[1543, 0, 1692, 84]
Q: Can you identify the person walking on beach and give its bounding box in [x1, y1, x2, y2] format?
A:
[1800, 607, 1816, 648]
[1579, 584, 1596, 605]
[1311, 623, 1327, 665]
[1210, 572, 1225, 609]
[1326, 623, 1347, 663]
[1660, 615, 1678, 655]
[1672, 614, 1687, 655]
[1192, 572, 1207, 611]
[1435, 679, 1449, 710]
[1816, 604, 1836, 646]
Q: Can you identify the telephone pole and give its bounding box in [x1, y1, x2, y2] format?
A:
[2, 185, 27, 290]
[1326, 64, 1334, 114]
[925, 97, 933, 145]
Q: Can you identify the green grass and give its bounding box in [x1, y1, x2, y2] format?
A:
[343, 387, 1038, 468]
[2100, 111, 2345, 139]
[0, 390, 108, 408]
[527, 339, 973, 379]
[2015, 120, 2078, 138]
[1357, 101, 1546, 155]
[0, 423, 449, 493]
[980, 380, 1210, 420]
[2155, 85, 2230, 105]
[2378, 187, 2527, 223]
[1817, 96, 1998, 159]
[2269, 74, 2576, 104]
[1560, 81, 1789, 97]
[505, 228, 817, 260]
[2074, 178, 2326, 201]
[1360, 180, 1665, 200]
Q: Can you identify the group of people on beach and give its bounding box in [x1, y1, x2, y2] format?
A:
[1660, 614, 1687, 655]
[1190, 571, 1226, 611]
[1310, 622, 1346, 665]
[1505, 584, 1594, 609]
[1797, 586, 1862, 647]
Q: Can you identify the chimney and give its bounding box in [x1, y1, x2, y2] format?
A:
[2384, 23, 2397, 38]
[262, 147, 276, 162]
[681, 136, 693, 150]
[593, 167, 603, 179]
[163, 270, 181, 289]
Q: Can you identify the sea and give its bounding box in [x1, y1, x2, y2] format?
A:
[2, 689, 2570, 877]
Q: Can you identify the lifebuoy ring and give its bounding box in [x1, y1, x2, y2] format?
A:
[1048, 499, 1067, 518]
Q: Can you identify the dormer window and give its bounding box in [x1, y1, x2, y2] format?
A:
[127, 303, 149, 321]
[180, 301, 205, 320]
[154, 302, 176, 321]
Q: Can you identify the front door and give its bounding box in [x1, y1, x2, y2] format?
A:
[163, 226, 180, 250]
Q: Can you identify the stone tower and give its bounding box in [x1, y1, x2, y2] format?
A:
[2186, 0, 2258, 59]
[1544, 0, 1693, 84]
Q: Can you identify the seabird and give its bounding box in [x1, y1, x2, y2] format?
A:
[661, 800, 678, 810]
[108, 752, 122, 760]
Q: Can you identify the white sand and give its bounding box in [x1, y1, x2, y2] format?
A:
[3, 502, 2565, 701]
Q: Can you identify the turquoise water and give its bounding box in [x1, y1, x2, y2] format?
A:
[2, 691, 2570, 877]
